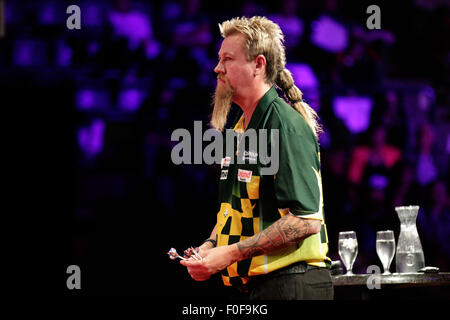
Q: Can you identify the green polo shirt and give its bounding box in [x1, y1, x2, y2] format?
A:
[216, 86, 330, 287]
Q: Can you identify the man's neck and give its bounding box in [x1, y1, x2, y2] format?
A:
[235, 83, 271, 130]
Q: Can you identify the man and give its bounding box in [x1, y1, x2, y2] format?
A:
[180, 16, 333, 300]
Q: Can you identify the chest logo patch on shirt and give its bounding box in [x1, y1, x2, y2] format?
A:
[220, 170, 228, 180]
[221, 156, 231, 168]
[237, 169, 252, 183]
[242, 150, 258, 162]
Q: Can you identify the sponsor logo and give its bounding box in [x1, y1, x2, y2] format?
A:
[242, 150, 258, 162]
[220, 170, 228, 180]
[221, 156, 231, 168]
[237, 169, 252, 183]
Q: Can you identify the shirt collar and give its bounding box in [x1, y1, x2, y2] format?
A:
[233, 86, 278, 132]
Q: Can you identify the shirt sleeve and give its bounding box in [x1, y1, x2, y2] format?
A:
[273, 127, 323, 220]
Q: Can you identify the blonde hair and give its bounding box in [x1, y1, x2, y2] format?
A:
[219, 16, 322, 137]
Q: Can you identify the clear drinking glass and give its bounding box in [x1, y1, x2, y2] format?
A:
[338, 231, 358, 275]
[376, 230, 395, 275]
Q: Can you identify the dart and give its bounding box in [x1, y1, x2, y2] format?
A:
[167, 247, 187, 260]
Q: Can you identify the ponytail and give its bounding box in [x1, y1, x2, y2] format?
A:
[275, 68, 322, 138]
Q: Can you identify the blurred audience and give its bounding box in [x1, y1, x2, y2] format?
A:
[348, 126, 401, 186]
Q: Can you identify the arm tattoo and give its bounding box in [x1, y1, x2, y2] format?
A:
[237, 214, 316, 260]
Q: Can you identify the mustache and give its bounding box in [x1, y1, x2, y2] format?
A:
[217, 75, 228, 83]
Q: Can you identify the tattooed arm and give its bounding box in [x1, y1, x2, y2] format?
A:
[180, 213, 321, 281]
[235, 213, 321, 261]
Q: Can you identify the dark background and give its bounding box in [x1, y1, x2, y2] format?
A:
[3, 0, 448, 300]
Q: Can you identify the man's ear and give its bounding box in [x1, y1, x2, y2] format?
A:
[254, 54, 267, 77]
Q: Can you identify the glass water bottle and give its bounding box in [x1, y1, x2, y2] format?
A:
[395, 205, 425, 273]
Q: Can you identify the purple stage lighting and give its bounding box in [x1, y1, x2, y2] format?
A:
[332, 96, 373, 134]
[287, 63, 318, 89]
[311, 15, 348, 53]
[76, 88, 110, 110]
[13, 39, 47, 66]
[118, 88, 144, 111]
[77, 119, 106, 158]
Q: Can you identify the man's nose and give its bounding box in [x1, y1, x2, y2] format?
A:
[214, 61, 224, 74]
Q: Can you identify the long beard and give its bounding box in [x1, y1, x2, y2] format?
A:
[210, 77, 234, 132]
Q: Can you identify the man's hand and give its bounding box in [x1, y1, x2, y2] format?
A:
[180, 244, 239, 281]
[196, 241, 214, 258]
